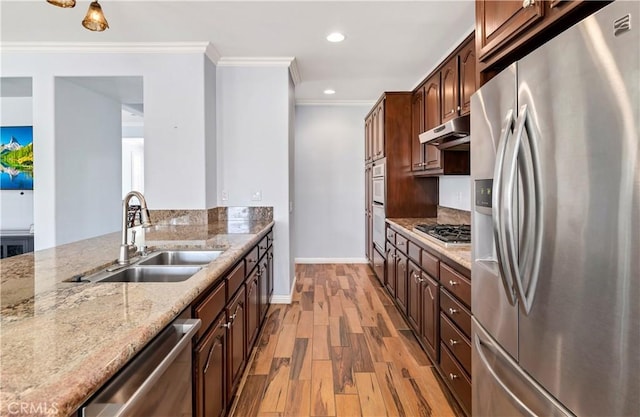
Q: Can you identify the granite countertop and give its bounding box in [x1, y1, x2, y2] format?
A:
[386, 218, 471, 270]
[0, 218, 273, 417]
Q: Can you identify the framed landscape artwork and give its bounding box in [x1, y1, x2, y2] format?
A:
[0, 126, 33, 190]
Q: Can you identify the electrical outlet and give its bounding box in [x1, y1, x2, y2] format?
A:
[221, 190, 229, 201]
[251, 190, 262, 201]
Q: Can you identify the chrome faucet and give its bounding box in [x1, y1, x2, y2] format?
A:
[118, 191, 153, 265]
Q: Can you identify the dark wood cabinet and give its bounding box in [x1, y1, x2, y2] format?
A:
[476, 0, 545, 63]
[459, 40, 476, 116]
[395, 251, 408, 315]
[195, 313, 227, 417]
[365, 117, 373, 163]
[259, 261, 268, 323]
[421, 273, 439, 363]
[370, 101, 385, 161]
[476, 0, 607, 84]
[246, 270, 260, 352]
[385, 247, 396, 297]
[407, 261, 422, 331]
[227, 286, 246, 402]
[267, 247, 274, 301]
[411, 89, 425, 172]
[440, 55, 459, 123]
[423, 75, 442, 171]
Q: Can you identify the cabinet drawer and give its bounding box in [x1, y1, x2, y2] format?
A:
[226, 261, 245, 300]
[440, 342, 472, 416]
[440, 263, 471, 308]
[257, 236, 269, 260]
[245, 247, 259, 275]
[440, 313, 471, 376]
[408, 241, 420, 265]
[440, 289, 471, 338]
[194, 280, 226, 340]
[386, 228, 396, 246]
[395, 234, 408, 254]
[421, 250, 439, 279]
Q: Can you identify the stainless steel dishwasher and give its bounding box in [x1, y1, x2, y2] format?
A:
[80, 317, 201, 417]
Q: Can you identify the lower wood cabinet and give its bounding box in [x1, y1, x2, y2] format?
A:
[195, 313, 227, 417]
[227, 285, 246, 403]
[420, 272, 439, 363]
[246, 270, 260, 353]
[385, 247, 396, 297]
[395, 251, 408, 314]
[193, 228, 274, 417]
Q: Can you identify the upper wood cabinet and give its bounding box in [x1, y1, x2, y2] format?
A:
[440, 55, 460, 123]
[476, 0, 607, 79]
[369, 101, 385, 161]
[423, 74, 442, 171]
[459, 40, 476, 116]
[365, 117, 373, 163]
[476, 0, 545, 62]
[411, 89, 425, 172]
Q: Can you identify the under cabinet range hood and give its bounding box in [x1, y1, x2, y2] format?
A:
[419, 114, 470, 150]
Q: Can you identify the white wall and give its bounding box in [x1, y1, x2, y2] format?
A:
[216, 65, 293, 297]
[0, 96, 34, 231]
[294, 105, 369, 262]
[54, 78, 122, 245]
[439, 175, 471, 211]
[204, 58, 217, 208]
[2, 51, 210, 249]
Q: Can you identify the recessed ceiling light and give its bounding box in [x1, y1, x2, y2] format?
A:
[324, 89, 336, 95]
[326, 32, 345, 43]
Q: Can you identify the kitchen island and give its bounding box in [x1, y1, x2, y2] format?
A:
[0, 211, 273, 417]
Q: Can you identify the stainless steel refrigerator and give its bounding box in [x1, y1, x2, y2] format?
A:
[470, 2, 639, 416]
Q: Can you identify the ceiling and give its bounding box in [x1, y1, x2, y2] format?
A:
[0, 1, 475, 102]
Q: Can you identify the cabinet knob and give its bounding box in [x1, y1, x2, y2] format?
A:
[448, 373, 458, 381]
[449, 339, 459, 346]
[522, 0, 535, 7]
[449, 280, 459, 286]
[413, 162, 426, 167]
[221, 321, 232, 329]
[448, 307, 458, 315]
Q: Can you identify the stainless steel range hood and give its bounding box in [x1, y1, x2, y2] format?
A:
[419, 114, 470, 150]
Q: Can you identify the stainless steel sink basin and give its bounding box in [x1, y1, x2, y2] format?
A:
[96, 266, 203, 283]
[138, 250, 223, 266]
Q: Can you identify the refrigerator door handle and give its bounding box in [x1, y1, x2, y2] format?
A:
[505, 104, 544, 315]
[492, 108, 517, 305]
[474, 331, 537, 417]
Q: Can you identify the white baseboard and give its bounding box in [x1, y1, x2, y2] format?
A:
[269, 274, 297, 304]
[295, 257, 369, 264]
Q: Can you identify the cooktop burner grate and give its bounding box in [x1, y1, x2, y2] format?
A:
[414, 224, 471, 245]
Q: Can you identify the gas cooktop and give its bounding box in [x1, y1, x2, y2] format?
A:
[413, 224, 471, 247]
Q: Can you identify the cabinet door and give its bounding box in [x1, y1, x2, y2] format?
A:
[440, 56, 460, 123]
[477, 0, 545, 61]
[395, 252, 408, 315]
[374, 101, 385, 159]
[259, 260, 269, 323]
[411, 89, 426, 172]
[385, 247, 396, 297]
[195, 313, 227, 417]
[365, 117, 373, 163]
[421, 274, 439, 363]
[267, 248, 274, 300]
[423, 76, 442, 170]
[407, 261, 422, 332]
[227, 286, 246, 402]
[459, 39, 476, 116]
[246, 271, 260, 353]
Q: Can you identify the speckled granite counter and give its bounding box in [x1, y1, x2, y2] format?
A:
[386, 218, 471, 270]
[0, 217, 273, 417]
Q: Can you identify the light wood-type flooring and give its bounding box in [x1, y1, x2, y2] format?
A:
[230, 264, 462, 417]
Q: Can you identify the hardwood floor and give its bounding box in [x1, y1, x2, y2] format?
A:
[231, 264, 458, 417]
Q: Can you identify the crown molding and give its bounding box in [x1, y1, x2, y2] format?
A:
[217, 56, 301, 85]
[0, 41, 213, 54]
[295, 99, 376, 107]
[204, 43, 221, 64]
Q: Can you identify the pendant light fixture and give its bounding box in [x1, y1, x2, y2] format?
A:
[82, 1, 109, 32]
[47, 0, 76, 7]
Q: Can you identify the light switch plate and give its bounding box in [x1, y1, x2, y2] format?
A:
[221, 190, 229, 201]
[251, 190, 262, 201]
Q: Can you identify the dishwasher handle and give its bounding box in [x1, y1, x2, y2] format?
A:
[82, 318, 201, 417]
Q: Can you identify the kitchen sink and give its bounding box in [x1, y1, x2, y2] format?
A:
[138, 250, 223, 266]
[96, 266, 203, 283]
